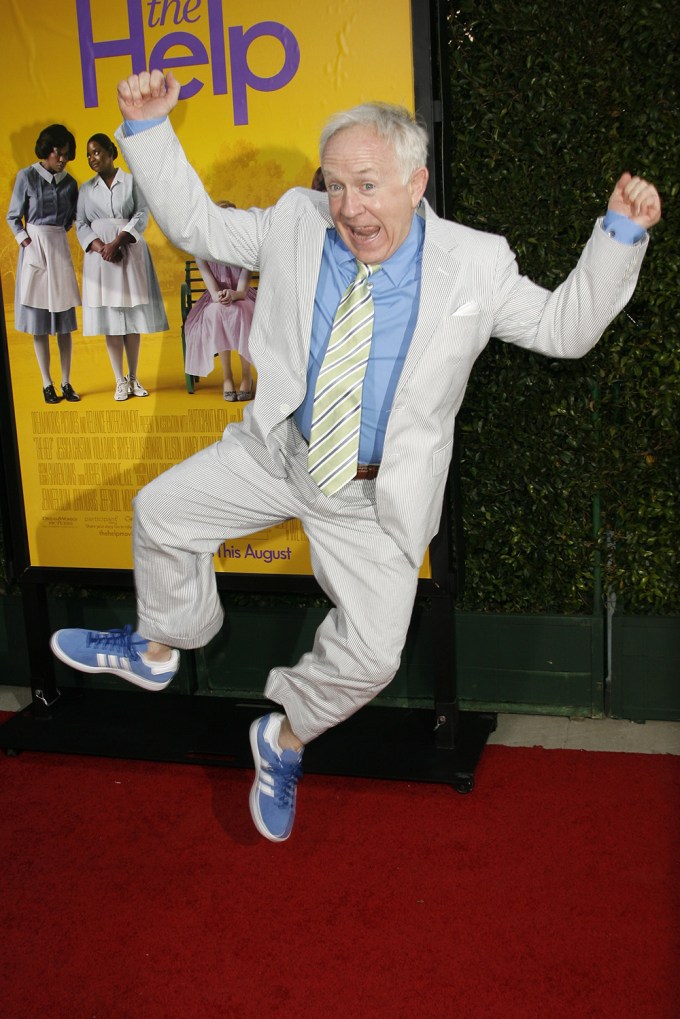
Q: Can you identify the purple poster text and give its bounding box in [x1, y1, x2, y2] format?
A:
[75, 0, 301, 125]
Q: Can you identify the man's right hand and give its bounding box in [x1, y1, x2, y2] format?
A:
[117, 70, 181, 121]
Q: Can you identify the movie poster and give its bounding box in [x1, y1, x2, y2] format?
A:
[1, 0, 430, 578]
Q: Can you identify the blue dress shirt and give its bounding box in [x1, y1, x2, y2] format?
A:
[294, 215, 425, 465]
[602, 209, 646, 244]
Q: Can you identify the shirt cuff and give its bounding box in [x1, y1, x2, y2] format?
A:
[122, 222, 141, 243]
[122, 117, 167, 137]
[602, 210, 646, 245]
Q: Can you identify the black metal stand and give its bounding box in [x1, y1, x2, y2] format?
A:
[0, 687, 496, 793]
[20, 582, 62, 718]
[1, 472, 497, 794]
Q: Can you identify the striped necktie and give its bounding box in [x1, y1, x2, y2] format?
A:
[308, 260, 380, 495]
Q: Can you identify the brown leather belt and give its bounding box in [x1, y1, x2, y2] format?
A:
[354, 464, 380, 480]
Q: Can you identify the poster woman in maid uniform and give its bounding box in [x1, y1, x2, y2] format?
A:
[76, 133, 168, 401]
[6, 124, 81, 404]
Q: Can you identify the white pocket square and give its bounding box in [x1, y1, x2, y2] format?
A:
[451, 300, 480, 316]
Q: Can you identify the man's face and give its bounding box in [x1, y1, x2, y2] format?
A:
[322, 125, 428, 264]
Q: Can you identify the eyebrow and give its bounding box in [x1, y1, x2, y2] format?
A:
[324, 166, 380, 181]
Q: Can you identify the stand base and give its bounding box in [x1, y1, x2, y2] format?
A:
[0, 689, 496, 794]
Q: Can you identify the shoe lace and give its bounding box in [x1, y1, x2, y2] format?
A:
[265, 755, 303, 808]
[86, 624, 141, 661]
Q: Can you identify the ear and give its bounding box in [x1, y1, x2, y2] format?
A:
[409, 166, 429, 207]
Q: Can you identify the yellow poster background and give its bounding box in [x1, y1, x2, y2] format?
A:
[1, 0, 430, 578]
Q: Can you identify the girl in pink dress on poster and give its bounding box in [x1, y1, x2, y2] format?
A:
[183, 201, 256, 401]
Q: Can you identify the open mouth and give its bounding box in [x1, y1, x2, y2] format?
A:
[348, 225, 380, 243]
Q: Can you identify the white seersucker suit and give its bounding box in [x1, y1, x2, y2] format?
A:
[117, 119, 649, 743]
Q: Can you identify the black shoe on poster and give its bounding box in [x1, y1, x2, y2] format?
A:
[61, 383, 81, 402]
[43, 384, 61, 404]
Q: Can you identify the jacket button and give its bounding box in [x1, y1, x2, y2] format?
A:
[280, 402, 291, 415]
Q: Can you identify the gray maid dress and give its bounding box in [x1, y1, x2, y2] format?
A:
[7, 162, 80, 335]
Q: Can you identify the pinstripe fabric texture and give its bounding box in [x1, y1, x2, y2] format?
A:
[308, 260, 380, 494]
[117, 120, 650, 741]
[118, 120, 648, 569]
[133, 420, 419, 744]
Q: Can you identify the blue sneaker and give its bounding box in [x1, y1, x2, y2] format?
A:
[249, 713, 303, 842]
[50, 625, 179, 692]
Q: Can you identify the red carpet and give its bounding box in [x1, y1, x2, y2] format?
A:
[0, 727, 678, 1018]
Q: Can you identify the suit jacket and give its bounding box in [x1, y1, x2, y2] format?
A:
[117, 120, 649, 567]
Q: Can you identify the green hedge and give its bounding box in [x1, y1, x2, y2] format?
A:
[448, 0, 678, 614]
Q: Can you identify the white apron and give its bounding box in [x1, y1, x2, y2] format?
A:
[82, 218, 149, 308]
[20, 224, 80, 312]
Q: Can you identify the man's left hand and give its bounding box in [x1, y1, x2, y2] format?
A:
[608, 173, 662, 229]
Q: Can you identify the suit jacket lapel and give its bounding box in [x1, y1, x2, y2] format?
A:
[396, 205, 461, 392]
[293, 199, 334, 372]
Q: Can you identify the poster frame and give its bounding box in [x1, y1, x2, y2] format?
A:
[0, 0, 458, 600]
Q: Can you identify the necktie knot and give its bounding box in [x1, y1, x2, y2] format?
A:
[356, 260, 380, 282]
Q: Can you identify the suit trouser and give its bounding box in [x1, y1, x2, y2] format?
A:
[132, 419, 420, 744]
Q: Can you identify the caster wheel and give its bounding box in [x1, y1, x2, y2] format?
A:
[480, 711, 498, 734]
[453, 775, 474, 794]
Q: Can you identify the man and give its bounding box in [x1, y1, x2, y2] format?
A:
[51, 71, 661, 842]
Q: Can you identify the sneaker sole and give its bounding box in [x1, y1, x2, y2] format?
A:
[49, 634, 175, 692]
[248, 718, 291, 843]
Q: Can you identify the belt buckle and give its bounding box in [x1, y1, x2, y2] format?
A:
[354, 464, 379, 480]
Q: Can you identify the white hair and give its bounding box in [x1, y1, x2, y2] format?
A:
[319, 102, 429, 182]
